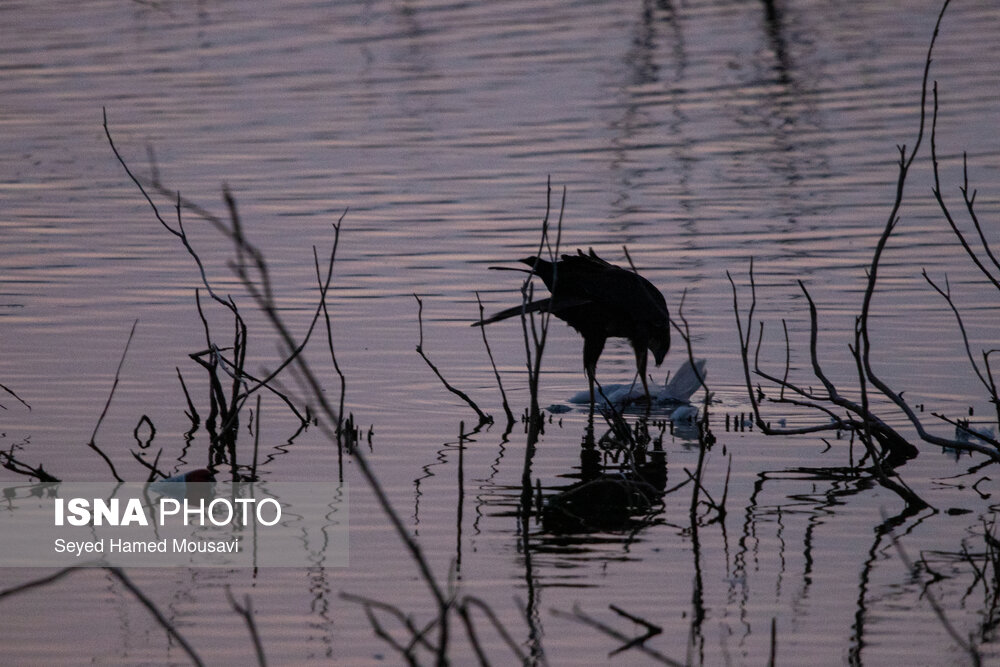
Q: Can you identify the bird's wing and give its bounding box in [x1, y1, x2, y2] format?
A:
[553, 256, 669, 327]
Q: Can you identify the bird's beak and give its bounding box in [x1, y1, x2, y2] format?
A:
[652, 336, 669, 366]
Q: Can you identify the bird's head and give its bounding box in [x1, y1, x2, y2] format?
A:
[650, 325, 671, 366]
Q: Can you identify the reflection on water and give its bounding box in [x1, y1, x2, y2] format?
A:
[1, 0, 999, 663]
[541, 419, 669, 535]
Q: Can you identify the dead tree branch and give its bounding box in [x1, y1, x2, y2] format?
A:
[414, 294, 492, 426]
[86, 319, 138, 483]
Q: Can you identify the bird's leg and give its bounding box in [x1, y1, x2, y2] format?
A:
[634, 345, 651, 402]
[583, 334, 606, 407]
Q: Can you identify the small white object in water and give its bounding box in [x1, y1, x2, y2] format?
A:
[955, 423, 996, 444]
[670, 404, 699, 422]
[567, 358, 707, 406]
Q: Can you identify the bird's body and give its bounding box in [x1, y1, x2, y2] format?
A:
[475, 249, 671, 403]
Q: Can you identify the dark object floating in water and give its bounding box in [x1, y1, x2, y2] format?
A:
[543, 475, 661, 533]
[148, 468, 216, 501]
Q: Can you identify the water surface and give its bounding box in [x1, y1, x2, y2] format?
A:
[1, 0, 999, 664]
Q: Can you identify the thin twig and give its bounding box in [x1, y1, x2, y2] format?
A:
[550, 604, 682, 666]
[0, 448, 59, 482]
[313, 215, 347, 445]
[0, 566, 79, 602]
[106, 567, 205, 667]
[458, 595, 528, 663]
[225, 587, 268, 667]
[86, 320, 138, 483]
[340, 592, 437, 654]
[475, 291, 515, 426]
[0, 381, 30, 411]
[414, 294, 492, 426]
[931, 87, 1000, 292]
[923, 270, 1000, 435]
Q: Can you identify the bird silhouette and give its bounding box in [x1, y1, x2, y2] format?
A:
[474, 249, 671, 404]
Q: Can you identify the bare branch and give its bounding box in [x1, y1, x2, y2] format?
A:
[414, 294, 492, 426]
[106, 567, 205, 667]
[225, 587, 268, 667]
[86, 320, 138, 483]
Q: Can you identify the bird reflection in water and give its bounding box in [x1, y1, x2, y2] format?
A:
[542, 416, 669, 534]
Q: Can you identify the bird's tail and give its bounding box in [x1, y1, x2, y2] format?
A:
[472, 298, 552, 326]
